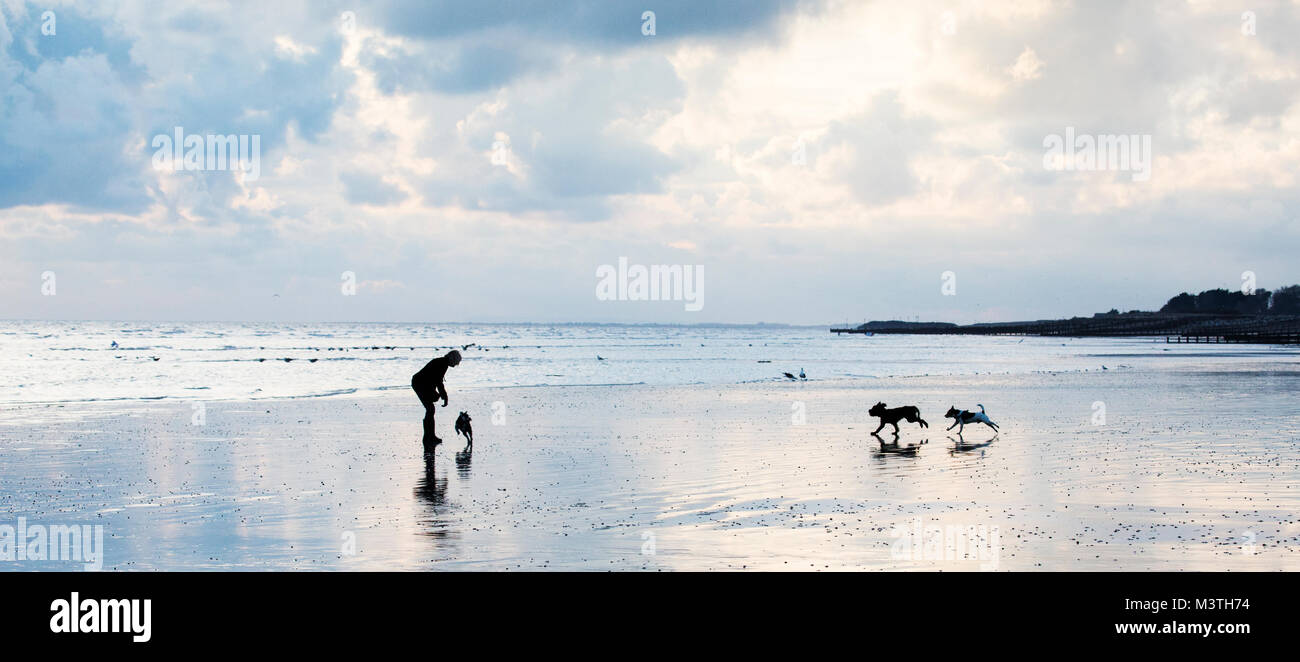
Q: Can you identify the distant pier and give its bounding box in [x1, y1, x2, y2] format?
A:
[833, 314, 1300, 345]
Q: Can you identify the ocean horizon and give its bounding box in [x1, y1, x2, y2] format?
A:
[4, 320, 1294, 408]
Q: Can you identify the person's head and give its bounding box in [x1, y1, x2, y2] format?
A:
[446, 350, 462, 367]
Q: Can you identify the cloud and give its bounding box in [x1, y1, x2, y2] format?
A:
[815, 93, 936, 206]
[1, 0, 1298, 324]
[362, 40, 550, 95]
[1007, 46, 1043, 81]
[340, 171, 408, 206]
[371, 0, 809, 47]
[400, 52, 687, 220]
[0, 49, 151, 212]
[0, 2, 352, 216]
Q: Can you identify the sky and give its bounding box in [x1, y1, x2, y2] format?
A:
[1, 0, 1298, 325]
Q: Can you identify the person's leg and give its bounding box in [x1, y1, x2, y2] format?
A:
[412, 376, 441, 450]
[422, 409, 440, 451]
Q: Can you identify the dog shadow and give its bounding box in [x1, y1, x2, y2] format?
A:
[949, 433, 997, 454]
[873, 432, 926, 456]
[454, 446, 473, 479]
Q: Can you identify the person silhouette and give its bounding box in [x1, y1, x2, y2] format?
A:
[412, 349, 461, 453]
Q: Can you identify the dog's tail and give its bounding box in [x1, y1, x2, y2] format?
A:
[977, 404, 986, 413]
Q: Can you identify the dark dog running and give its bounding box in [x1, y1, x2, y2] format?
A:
[454, 411, 473, 450]
[868, 402, 929, 435]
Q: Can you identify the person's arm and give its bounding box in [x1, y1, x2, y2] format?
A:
[437, 382, 448, 407]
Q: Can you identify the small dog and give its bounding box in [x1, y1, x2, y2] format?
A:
[454, 411, 473, 449]
[944, 404, 999, 434]
[868, 402, 929, 435]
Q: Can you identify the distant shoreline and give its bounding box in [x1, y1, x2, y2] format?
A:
[834, 312, 1300, 344]
[0, 319, 828, 328]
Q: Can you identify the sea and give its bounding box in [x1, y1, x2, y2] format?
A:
[2, 320, 1295, 406]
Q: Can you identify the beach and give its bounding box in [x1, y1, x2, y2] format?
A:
[3, 358, 1298, 571]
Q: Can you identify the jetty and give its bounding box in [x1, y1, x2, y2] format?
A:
[832, 313, 1300, 345]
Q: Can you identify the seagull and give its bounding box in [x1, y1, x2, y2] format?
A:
[110, 341, 118, 349]
[799, 368, 806, 380]
[782, 372, 797, 380]
[597, 355, 605, 361]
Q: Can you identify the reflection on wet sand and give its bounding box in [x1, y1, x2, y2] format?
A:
[413, 455, 450, 538]
[950, 434, 996, 454]
[7, 360, 1299, 571]
[874, 437, 926, 456]
[455, 448, 473, 480]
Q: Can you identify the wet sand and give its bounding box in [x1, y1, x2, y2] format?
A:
[2, 366, 1298, 570]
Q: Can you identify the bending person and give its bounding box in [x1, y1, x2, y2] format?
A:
[411, 349, 461, 453]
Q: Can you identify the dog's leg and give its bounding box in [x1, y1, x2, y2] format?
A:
[947, 420, 958, 431]
[873, 422, 886, 435]
[919, 418, 928, 428]
[891, 422, 900, 434]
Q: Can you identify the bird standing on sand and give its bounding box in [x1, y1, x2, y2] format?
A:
[799, 368, 806, 380]
[782, 372, 797, 380]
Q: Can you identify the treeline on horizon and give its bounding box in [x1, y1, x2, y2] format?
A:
[856, 285, 1300, 331]
[1111, 285, 1300, 316]
[1030, 285, 1300, 320]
